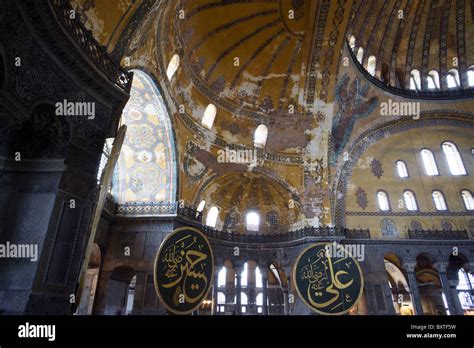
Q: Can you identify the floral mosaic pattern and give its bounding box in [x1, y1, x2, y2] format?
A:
[355, 187, 368, 210]
[370, 158, 384, 179]
[114, 70, 176, 204]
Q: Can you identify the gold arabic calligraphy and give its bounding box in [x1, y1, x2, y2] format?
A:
[298, 246, 359, 312]
[161, 235, 209, 305]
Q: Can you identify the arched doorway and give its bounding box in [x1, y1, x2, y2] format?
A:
[384, 255, 414, 315]
[104, 266, 135, 315]
[448, 254, 473, 315]
[415, 253, 446, 315]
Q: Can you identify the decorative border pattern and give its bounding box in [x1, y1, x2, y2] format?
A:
[346, 211, 474, 217]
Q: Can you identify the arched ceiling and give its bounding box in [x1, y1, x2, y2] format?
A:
[197, 172, 304, 234]
[348, 0, 474, 88]
[175, 0, 308, 116]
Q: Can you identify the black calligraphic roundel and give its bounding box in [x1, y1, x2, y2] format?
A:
[154, 227, 214, 314]
[293, 243, 364, 315]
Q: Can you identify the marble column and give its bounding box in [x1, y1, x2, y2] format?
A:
[283, 288, 289, 315]
[261, 270, 268, 315]
[405, 263, 423, 315]
[235, 268, 242, 315]
[436, 263, 463, 315]
[212, 266, 219, 315]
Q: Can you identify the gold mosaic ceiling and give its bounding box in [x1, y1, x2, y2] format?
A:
[175, 0, 308, 116]
[349, 0, 474, 87]
[197, 172, 302, 234]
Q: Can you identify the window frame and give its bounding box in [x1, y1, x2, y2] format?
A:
[205, 206, 219, 228]
[403, 190, 419, 211]
[395, 160, 410, 179]
[431, 190, 448, 211]
[461, 190, 474, 211]
[377, 190, 391, 211]
[245, 211, 260, 232]
[441, 141, 467, 176]
[420, 148, 439, 176]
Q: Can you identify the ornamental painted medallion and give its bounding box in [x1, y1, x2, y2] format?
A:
[154, 227, 214, 315]
[293, 242, 364, 315]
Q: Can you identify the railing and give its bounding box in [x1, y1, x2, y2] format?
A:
[408, 229, 469, 240]
[49, 0, 133, 92]
[347, 41, 474, 100]
[200, 226, 348, 243]
[345, 228, 371, 239]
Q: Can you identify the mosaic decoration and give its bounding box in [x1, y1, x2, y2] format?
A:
[331, 73, 378, 164]
[183, 141, 207, 181]
[293, 243, 364, 315]
[381, 218, 398, 236]
[355, 187, 368, 210]
[370, 159, 384, 179]
[114, 70, 176, 205]
[440, 219, 453, 232]
[410, 220, 423, 231]
[154, 227, 214, 315]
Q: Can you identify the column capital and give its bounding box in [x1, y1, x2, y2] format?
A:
[404, 262, 417, 273]
[434, 263, 448, 273]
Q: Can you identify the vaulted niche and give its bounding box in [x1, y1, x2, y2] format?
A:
[113, 70, 177, 206]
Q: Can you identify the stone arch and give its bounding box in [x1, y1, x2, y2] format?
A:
[384, 253, 414, 315]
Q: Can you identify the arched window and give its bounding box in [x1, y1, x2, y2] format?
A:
[246, 211, 260, 231]
[409, 69, 421, 90]
[461, 190, 474, 210]
[447, 69, 460, 88]
[367, 55, 377, 76]
[254, 124, 268, 148]
[241, 262, 248, 287]
[377, 191, 390, 211]
[217, 266, 226, 287]
[467, 66, 474, 87]
[217, 292, 226, 304]
[357, 47, 364, 64]
[255, 266, 263, 288]
[166, 54, 180, 81]
[456, 268, 474, 310]
[266, 211, 279, 226]
[442, 142, 466, 175]
[241, 293, 248, 313]
[202, 104, 217, 129]
[115, 70, 177, 206]
[427, 70, 440, 89]
[256, 293, 263, 313]
[396, 160, 409, 178]
[206, 206, 219, 227]
[349, 35, 356, 50]
[432, 191, 447, 211]
[404, 190, 418, 211]
[421, 149, 439, 176]
[197, 200, 206, 212]
[125, 275, 136, 315]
